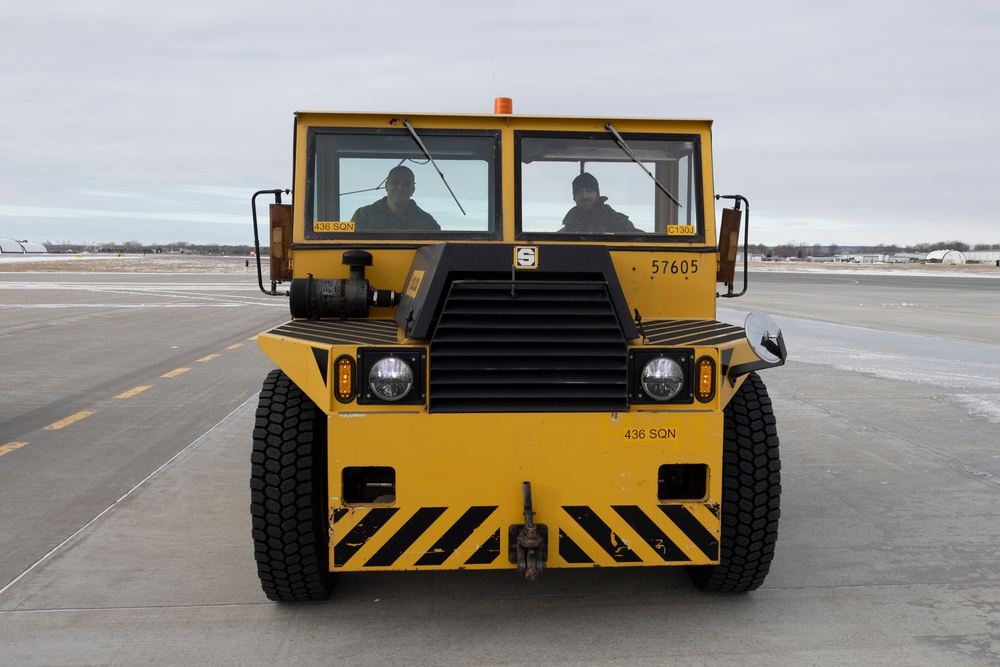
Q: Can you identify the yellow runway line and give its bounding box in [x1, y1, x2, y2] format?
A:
[0, 442, 29, 458]
[115, 385, 153, 399]
[161, 367, 190, 378]
[44, 411, 95, 430]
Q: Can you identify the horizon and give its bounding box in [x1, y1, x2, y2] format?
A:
[2, 236, 998, 254]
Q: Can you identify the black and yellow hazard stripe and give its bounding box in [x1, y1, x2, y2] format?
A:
[559, 504, 719, 565]
[330, 503, 719, 570]
[331, 506, 501, 569]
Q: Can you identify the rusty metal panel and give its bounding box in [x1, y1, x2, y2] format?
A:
[269, 204, 292, 281]
[716, 207, 742, 283]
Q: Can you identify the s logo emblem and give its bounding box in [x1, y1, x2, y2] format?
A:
[514, 246, 538, 269]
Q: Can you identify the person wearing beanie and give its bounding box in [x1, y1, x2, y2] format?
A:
[559, 172, 638, 233]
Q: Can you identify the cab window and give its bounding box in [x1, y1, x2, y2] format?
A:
[516, 132, 704, 240]
[306, 129, 500, 239]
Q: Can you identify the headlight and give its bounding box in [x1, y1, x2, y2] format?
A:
[368, 356, 414, 402]
[640, 357, 684, 401]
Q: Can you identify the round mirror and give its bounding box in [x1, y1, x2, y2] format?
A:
[745, 312, 783, 364]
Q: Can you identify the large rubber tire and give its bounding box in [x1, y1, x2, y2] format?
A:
[688, 372, 781, 592]
[250, 369, 335, 601]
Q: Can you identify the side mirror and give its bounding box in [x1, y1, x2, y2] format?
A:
[716, 206, 742, 285]
[269, 204, 292, 282]
[725, 311, 788, 385]
[745, 312, 785, 364]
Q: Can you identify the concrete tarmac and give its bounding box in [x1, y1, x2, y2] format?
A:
[1, 266, 999, 666]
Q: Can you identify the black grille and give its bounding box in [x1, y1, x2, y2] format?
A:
[429, 281, 628, 413]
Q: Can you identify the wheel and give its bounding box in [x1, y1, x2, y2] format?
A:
[250, 369, 335, 601]
[688, 372, 781, 592]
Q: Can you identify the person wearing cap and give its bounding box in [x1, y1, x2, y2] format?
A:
[351, 165, 440, 231]
[558, 172, 638, 233]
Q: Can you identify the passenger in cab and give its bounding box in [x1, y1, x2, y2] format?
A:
[351, 166, 440, 231]
[558, 172, 638, 233]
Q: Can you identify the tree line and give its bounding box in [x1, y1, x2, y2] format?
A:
[40, 239, 998, 260]
[44, 241, 258, 255]
[747, 241, 1000, 259]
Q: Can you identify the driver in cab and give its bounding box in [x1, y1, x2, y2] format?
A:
[351, 166, 440, 231]
[558, 172, 638, 233]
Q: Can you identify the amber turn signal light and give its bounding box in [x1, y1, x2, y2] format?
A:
[335, 355, 356, 403]
[695, 356, 716, 403]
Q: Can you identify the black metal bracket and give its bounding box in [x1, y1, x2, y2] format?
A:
[508, 482, 548, 581]
[716, 194, 750, 299]
[251, 189, 289, 296]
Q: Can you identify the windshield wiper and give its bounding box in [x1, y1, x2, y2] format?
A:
[604, 122, 681, 208]
[403, 119, 466, 215]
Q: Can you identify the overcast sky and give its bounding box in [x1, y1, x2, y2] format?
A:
[2, 0, 997, 248]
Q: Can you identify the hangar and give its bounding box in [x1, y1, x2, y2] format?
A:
[0, 238, 49, 253]
[925, 249, 967, 264]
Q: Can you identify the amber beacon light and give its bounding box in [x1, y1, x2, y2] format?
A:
[494, 97, 513, 114]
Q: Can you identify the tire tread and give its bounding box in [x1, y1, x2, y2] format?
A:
[250, 369, 334, 602]
[689, 372, 781, 592]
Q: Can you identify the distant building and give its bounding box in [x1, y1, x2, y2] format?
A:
[966, 250, 1000, 264]
[890, 253, 926, 263]
[0, 237, 49, 253]
[0, 237, 23, 253]
[836, 253, 889, 264]
[925, 249, 966, 264]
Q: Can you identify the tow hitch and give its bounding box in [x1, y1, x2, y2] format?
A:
[509, 482, 548, 581]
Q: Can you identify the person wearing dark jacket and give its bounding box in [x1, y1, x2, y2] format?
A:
[558, 172, 638, 233]
[351, 166, 440, 231]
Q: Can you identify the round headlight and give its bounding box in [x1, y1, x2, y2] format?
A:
[641, 357, 684, 401]
[368, 357, 414, 402]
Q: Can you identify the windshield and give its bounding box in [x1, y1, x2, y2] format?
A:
[516, 132, 704, 240]
[305, 129, 500, 239]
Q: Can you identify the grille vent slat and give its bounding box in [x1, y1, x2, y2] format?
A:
[429, 281, 628, 413]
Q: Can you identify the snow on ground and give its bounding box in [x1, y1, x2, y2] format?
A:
[0, 254, 259, 274]
[3, 254, 998, 277]
[747, 260, 1000, 279]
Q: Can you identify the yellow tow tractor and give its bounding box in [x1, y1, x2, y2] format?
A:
[249, 98, 786, 601]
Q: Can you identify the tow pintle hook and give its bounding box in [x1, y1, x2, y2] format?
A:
[509, 481, 548, 581]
